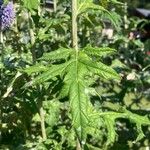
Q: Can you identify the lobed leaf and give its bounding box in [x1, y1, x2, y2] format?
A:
[62, 59, 92, 142]
[69, 79, 89, 141]
[23, 64, 49, 75]
[83, 46, 116, 57]
[98, 109, 150, 144]
[27, 60, 73, 86]
[79, 57, 121, 80]
[101, 11, 122, 31]
[78, 0, 121, 30]
[40, 48, 73, 61]
[78, 1, 107, 15]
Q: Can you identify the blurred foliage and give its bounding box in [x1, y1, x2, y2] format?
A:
[120, 0, 150, 9]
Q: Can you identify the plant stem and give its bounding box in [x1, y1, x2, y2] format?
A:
[124, 2, 128, 30]
[71, 0, 82, 149]
[72, 0, 78, 51]
[39, 102, 47, 140]
[76, 138, 82, 150]
[53, 0, 57, 12]
[28, 12, 47, 140]
[124, 3, 128, 49]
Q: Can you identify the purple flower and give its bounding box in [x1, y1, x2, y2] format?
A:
[0, 2, 15, 30]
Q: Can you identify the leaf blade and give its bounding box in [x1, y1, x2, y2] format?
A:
[83, 46, 116, 57]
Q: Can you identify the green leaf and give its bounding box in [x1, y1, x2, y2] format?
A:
[108, 0, 123, 5]
[104, 116, 117, 145]
[135, 124, 145, 142]
[63, 59, 91, 142]
[111, 59, 128, 69]
[40, 48, 73, 61]
[23, 64, 49, 75]
[23, 0, 40, 10]
[83, 46, 116, 57]
[99, 111, 150, 144]
[27, 60, 73, 86]
[99, 102, 150, 143]
[69, 79, 89, 141]
[78, 1, 121, 30]
[58, 50, 121, 144]
[44, 100, 60, 127]
[58, 83, 70, 99]
[78, 1, 107, 15]
[79, 57, 121, 80]
[101, 11, 122, 31]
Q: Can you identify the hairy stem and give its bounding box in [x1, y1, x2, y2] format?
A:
[72, 0, 78, 51]
[71, 0, 82, 149]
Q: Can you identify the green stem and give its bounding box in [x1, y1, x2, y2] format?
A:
[123, 2, 128, 30]
[72, 0, 78, 51]
[124, 3, 128, 49]
[28, 12, 47, 140]
[76, 138, 82, 150]
[39, 101, 47, 140]
[53, 0, 57, 12]
[71, 0, 82, 149]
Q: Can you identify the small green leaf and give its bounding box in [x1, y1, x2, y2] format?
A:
[58, 83, 70, 99]
[135, 124, 145, 142]
[108, 0, 123, 5]
[23, 0, 40, 11]
[104, 116, 117, 145]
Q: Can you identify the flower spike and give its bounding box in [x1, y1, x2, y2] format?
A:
[0, 2, 15, 30]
